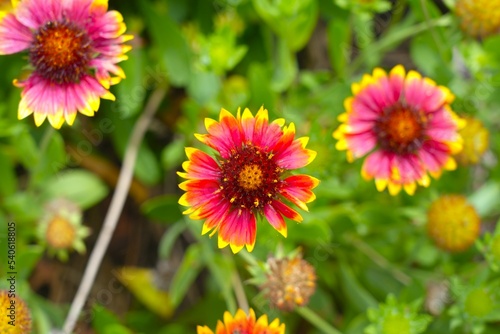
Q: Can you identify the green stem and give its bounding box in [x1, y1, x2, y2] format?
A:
[348, 14, 452, 75]
[296, 306, 343, 334]
[346, 234, 412, 285]
[419, 0, 446, 58]
[186, 223, 238, 313]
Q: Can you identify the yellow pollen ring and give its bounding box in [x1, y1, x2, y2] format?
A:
[238, 164, 263, 190]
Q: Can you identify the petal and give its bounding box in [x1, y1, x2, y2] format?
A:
[280, 175, 319, 210]
[0, 13, 32, 54]
[218, 209, 256, 253]
[263, 204, 287, 237]
[180, 148, 221, 180]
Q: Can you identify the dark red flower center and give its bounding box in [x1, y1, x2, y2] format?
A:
[220, 144, 283, 211]
[29, 20, 92, 84]
[375, 103, 427, 154]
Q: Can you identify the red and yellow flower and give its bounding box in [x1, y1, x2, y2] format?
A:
[178, 107, 319, 253]
[333, 65, 463, 195]
[0, 0, 132, 128]
[197, 308, 285, 334]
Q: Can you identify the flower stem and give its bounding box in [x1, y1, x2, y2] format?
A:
[296, 306, 344, 334]
[60, 87, 167, 334]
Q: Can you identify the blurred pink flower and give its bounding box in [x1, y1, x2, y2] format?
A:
[0, 0, 132, 128]
[334, 65, 464, 195]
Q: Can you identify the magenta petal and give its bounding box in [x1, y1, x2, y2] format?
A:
[363, 150, 393, 179]
[263, 204, 287, 236]
[0, 14, 33, 54]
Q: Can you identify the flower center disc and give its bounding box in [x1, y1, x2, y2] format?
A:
[29, 20, 92, 84]
[220, 144, 282, 210]
[238, 164, 263, 190]
[375, 104, 425, 153]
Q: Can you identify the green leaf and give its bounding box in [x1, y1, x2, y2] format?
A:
[0, 149, 17, 196]
[12, 128, 39, 169]
[271, 38, 297, 92]
[158, 222, 187, 259]
[169, 244, 204, 307]
[252, 0, 319, 51]
[41, 169, 108, 209]
[161, 138, 186, 171]
[117, 267, 174, 318]
[92, 304, 134, 334]
[248, 62, 276, 111]
[134, 143, 162, 186]
[141, 194, 183, 224]
[187, 70, 221, 104]
[115, 47, 146, 118]
[16, 245, 43, 280]
[327, 11, 350, 78]
[31, 130, 66, 187]
[339, 261, 377, 312]
[139, 1, 191, 86]
[469, 181, 500, 217]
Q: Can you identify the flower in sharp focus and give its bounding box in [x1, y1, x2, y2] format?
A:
[38, 198, 91, 261]
[333, 65, 463, 195]
[0, 0, 132, 128]
[197, 308, 285, 334]
[454, 116, 489, 165]
[260, 252, 317, 311]
[456, 0, 500, 38]
[427, 195, 480, 253]
[0, 290, 32, 334]
[178, 107, 319, 253]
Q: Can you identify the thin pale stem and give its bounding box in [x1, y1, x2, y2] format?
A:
[231, 267, 249, 313]
[296, 306, 343, 334]
[60, 88, 167, 334]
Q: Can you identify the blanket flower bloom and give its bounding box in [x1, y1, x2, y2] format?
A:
[0, 0, 132, 128]
[333, 65, 464, 195]
[197, 308, 285, 334]
[178, 107, 319, 253]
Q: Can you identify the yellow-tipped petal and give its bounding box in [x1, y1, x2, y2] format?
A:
[387, 182, 402, 196]
[444, 157, 457, 170]
[65, 111, 78, 126]
[390, 64, 406, 78]
[18, 102, 33, 120]
[47, 111, 64, 129]
[204, 117, 217, 131]
[201, 223, 212, 235]
[34, 112, 47, 126]
[375, 178, 388, 191]
[403, 182, 417, 196]
[230, 242, 244, 253]
[218, 235, 229, 249]
[178, 193, 190, 206]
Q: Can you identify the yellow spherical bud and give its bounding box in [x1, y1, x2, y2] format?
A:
[0, 290, 32, 334]
[456, 0, 500, 38]
[45, 215, 77, 249]
[454, 117, 489, 165]
[38, 198, 90, 261]
[427, 195, 480, 252]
